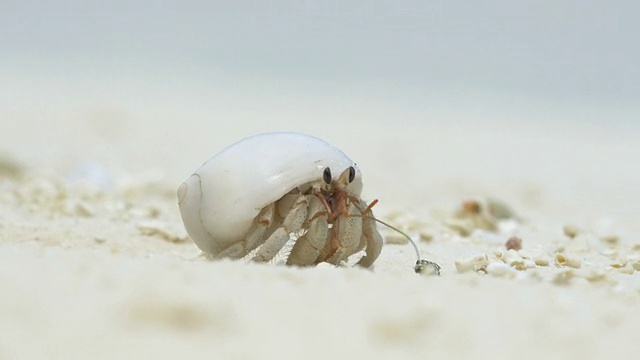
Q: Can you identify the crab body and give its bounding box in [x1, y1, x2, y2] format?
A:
[177, 132, 382, 267]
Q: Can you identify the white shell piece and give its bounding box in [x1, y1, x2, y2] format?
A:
[454, 254, 490, 273]
[177, 132, 362, 255]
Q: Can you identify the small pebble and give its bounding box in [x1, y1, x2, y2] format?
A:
[610, 259, 627, 269]
[600, 235, 619, 247]
[563, 225, 579, 239]
[461, 200, 482, 214]
[534, 258, 549, 267]
[505, 236, 522, 251]
[419, 231, 434, 242]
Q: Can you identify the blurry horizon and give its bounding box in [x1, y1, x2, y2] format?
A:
[2, 1, 639, 120]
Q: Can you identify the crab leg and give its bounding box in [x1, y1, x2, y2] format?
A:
[286, 195, 328, 266]
[216, 203, 275, 259]
[252, 194, 308, 262]
[356, 212, 383, 267]
[324, 201, 363, 265]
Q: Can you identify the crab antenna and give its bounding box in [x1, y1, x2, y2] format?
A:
[360, 199, 419, 260]
[358, 199, 440, 275]
[358, 214, 441, 275]
[359, 215, 420, 261]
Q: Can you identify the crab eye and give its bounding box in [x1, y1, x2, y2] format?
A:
[322, 167, 332, 184]
[348, 166, 356, 183]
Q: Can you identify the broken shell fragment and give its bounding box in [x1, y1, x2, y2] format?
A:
[555, 253, 582, 269]
[502, 249, 530, 270]
[455, 254, 490, 273]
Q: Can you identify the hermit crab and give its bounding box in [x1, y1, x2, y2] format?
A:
[177, 132, 383, 267]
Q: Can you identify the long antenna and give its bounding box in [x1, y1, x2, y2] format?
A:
[359, 214, 441, 275]
[361, 215, 420, 260]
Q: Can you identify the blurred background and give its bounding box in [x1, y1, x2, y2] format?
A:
[1, 1, 639, 216]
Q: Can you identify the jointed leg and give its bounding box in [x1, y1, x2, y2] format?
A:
[356, 214, 383, 267]
[286, 195, 328, 266]
[253, 194, 309, 262]
[324, 202, 363, 265]
[216, 203, 275, 259]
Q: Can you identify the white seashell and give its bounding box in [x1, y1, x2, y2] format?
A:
[177, 132, 363, 257]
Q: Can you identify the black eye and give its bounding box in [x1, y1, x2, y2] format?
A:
[323, 167, 332, 184]
[348, 166, 356, 183]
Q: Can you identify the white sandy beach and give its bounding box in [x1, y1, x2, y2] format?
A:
[2, 111, 640, 359]
[2, 3, 640, 359]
